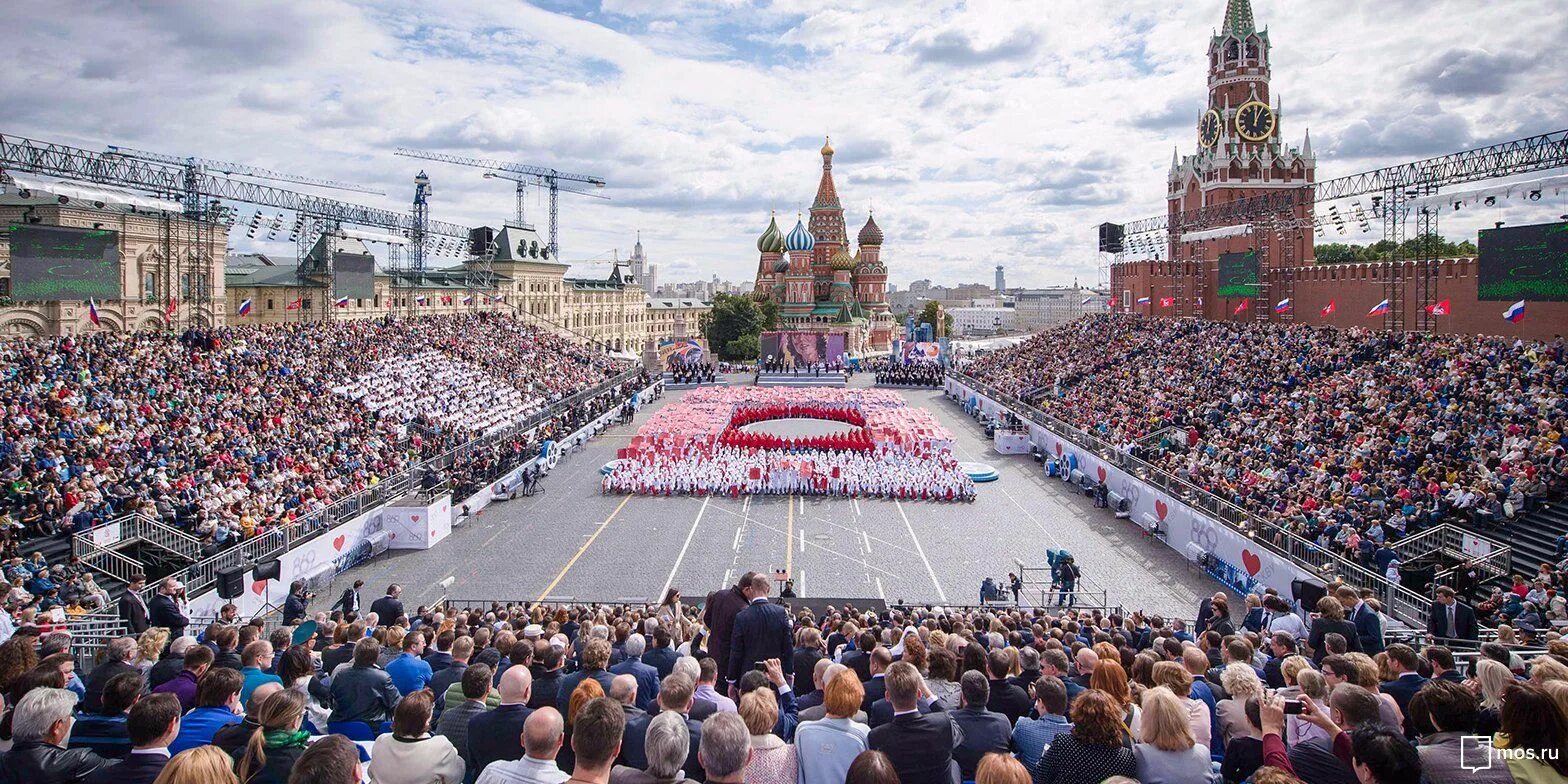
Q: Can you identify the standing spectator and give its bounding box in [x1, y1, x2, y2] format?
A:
[435, 663, 492, 774]
[369, 691, 465, 784]
[951, 672, 1012, 782]
[0, 687, 111, 782]
[1011, 677, 1071, 770]
[119, 575, 150, 635]
[234, 689, 310, 784]
[1031, 690, 1137, 784]
[282, 582, 310, 627]
[148, 579, 188, 640]
[332, 580, 363, 618]
[478, 707, 569, 784]
[469, 664, 537, 774]
[1307, 597, 1362, 663]
[696, 712, 749, 784]
[84, 693, 181, 784]
[725, 575, 791, 691]
[568, 698, 626, 784]
[1425, 587, 1477, 643]
[1132, 686, 1214, 784]
[702, 575, 752, 694]
[370, 585, 405, 627]
[169, 668, 244, 755]
[386, 631, 434, 696]
[795, 669, 870, 784]
[866, 662, 957, 784]
[738, 689, 795, 784]
[327, 637, 400, 729]
[286, 734, 363, 784]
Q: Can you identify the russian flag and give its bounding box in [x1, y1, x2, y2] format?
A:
[1424, 299, 1450, 316]
[415, 295, 428, 304]
[1503, 300, 1525, 322]
[237, 298, 253, 317]
[334, 296, 350, 308]
[462, 295, 474, 305]
[1367, 299, 1391, 317]
[1080, 296, 1093, 305]
[1136, 296, 1151, 305]
[87, 298, 100, 326]
[1274, 298, 1292, 314]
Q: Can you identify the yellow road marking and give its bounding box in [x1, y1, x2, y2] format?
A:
[536, 495, 631, 601]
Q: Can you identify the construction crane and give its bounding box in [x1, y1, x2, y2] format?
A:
[105, 145, 385, 195]
[482, 169, 608, 228]
[395, 148, 605, 259]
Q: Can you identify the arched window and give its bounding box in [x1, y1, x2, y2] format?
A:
[143, 272, 157, 299]
[1225, 40, 1239, 61]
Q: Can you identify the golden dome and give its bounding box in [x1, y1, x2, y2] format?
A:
[821, 136, 834, 157]
[830, 248, 855, 270]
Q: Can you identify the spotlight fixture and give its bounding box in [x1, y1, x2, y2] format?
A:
[1528, 190, 1542, 201]
[1484, 196, 1497, 206]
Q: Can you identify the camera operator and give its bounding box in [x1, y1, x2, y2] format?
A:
[283, 579, 314, 626]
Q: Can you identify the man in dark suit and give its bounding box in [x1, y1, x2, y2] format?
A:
[82, 638, 141, 714]
[468, 664, 535, 773]
[368, 584, 404, 626]
[333, 580, 364, 617]
[147, 578, 188, 639]
[840, 632, 876, 683]
[950, 672, 1011, 781]
[868, 688, 942, 730]
[725, 574, 792, 690]
[703, 573, 754, 693]
[860, 647, 892, 714]
[868, 662, 961, 784]
[610, 634, 662, 712]
[118, 574, 150, 635]
[643, 628, 680, 679]
[1339, 586, 1384, 654]
[621, 673, 703, 779]
[556, 639, 617, 713]
[1377, 644, 1428, 739]
[1262, 632, 1297, 690]
[85, 693, 181, 784]
[1425, 586, 1478, 643]
[985, 649, 1032, 726]
[1422, 646, 1464, 684]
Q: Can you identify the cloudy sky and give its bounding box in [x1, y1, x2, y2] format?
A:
[5, 0, 1566, 289]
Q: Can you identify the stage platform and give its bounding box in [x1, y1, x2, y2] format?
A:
[755, 372, 848, 388]
[661, 372, 727, 390]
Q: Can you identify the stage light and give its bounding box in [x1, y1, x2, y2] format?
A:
[1484, 196, 1497, 206]
[1528, 190, 1542, 201]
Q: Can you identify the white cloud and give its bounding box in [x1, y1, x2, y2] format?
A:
[3, 0, 1563, 290]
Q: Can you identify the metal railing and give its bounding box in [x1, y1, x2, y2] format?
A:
[948, 371, 1435, 628]
[65, 614, 130, 674]
[76, 542, 146, 585]
[72, 512, 205, 564]
[1436, 545, 1516, 587]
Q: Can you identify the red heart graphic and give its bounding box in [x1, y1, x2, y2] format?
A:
[411, 515, 420, 522]
[251, 580, 267, 596]
[1054, 443, 1063, 456]
[1096, 466, 1107, 482]
[389, 532, 397, 540]
[332, 536, 346, 551]
[429, 529, 435, 538]
[1241, 549, 1262, 577]
[1155, 500, 1169, 521]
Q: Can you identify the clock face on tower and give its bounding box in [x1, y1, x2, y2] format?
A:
[1235, 101, 1276, 142]
[1198, 109, 1222, 148]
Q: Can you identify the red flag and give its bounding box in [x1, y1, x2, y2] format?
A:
[1233, 300, 1249, 316]
[1425, 299, 1451, 316]
[285, 297, 303, 310]
[1159, 297, 1174, 308]
[165, 297, 177, 318]
[1320, 299, 1337, 317]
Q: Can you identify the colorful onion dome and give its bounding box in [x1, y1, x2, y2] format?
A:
[857, 212, 883, 246]
[756, 213, 784, 253]
[773, 257, 790, 274]
[830, 248, 855, 270]
[784, 216, 815, 252]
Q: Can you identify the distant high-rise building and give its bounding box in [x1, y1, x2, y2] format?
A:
[627, 232, 656, 294]
[994, 265, 1005, 293]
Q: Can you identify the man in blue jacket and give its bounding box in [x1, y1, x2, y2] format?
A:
[609, 633, 661, 712]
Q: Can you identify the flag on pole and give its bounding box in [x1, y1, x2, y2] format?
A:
[165, 296, 177, 318]
[1197, 296, 1204, 307]
[237, 298, 253, 317]
[87, 298, 100, 326]
[285, 297, 303, 310]
[462, 295, 474, 305]
[1503, 300, 1526, 322]
[1424, 299, 1450, 316]
[1081, 296, 1093, 305]
[1320, 299, 1337, 317]
[1159, 297, 1174, 308]
[1136, 296, 1151, 305]
[1274, 298, 1292, 314]
[1368, 299, 1391, 317]
[1233, 300, 1249, 316]
[334, 296, 350, 308]
[415, 294, 428, 305]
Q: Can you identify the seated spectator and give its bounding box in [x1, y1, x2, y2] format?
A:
[866, 661, 957, 784]
[234, 689, 310, 784]
[369, 690, 465, 784]
[975, 753, 1032, 784]
[1287, 687, 1384, 784]
[146, 636, 196, 692]
[70, 671, 143, 759]
[1031, 689, 1137, 784]
[1220, 698, 1265, 784]
[951, 671, 1012, 781]
[1346, 727, 1422, 784]
[169, 667, 244, 755]
[1133, 686, 1214, 784]
[795, 668, 870, 784]
[738, 688, 795, 784]
[286, 734, 364, 784]
[569, 698, 627, 784]
[469, 664, 537, 774]
[84, 692, 182, 784]
[0, 687, 111, 781]
[690, 658, 734, 719]
[1494, 682, 1568, 782]
[697, 712, 749, 784]
[558, 639, 616, 714]
[435, 663, 492, 774]
[386, 631, 434, 696]
[429, 636, 475, 716]
[154, 643, 214, 714]
[239, 641, 283, 706]
[327, 637, 400, 728]
[1012, 676, 1072, 770]
[985, 649, 1032, 726]
[82, 638, 140, 714]
[215, 682, 284, 760]
[479, 706, 569, 784]
[845, 750, 899, 784]
[610, 710, 693, 784]
[159, 745, 240, 784]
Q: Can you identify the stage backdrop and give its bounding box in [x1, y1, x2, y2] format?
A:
[761, 331, 848, 364]
[658, 337, 707, 365]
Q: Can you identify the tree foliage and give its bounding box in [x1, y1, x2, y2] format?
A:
[1314, 238, 1477, 264]
[705, 293, 765, 360]
[917, 300, 954, 336]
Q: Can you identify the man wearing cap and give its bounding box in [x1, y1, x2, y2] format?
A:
[149, 578, 188, 639]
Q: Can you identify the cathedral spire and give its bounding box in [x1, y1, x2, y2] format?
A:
[813, 136, 841, 210]
[1222, 0, 1255, 37]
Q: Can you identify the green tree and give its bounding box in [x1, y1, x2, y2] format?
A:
[757, 299, 780, 331]
[1316, 237, 1480, 263]
[725, 334, 760, 360]
[705, 293, 764, 360]
[917, 300, 953, 337]
[1313, 243, 1358, 264]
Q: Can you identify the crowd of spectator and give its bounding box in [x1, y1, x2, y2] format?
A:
[869, 360, 944, 388]
[964, 315, 1568, 561]
[1, 566, 1567, 784]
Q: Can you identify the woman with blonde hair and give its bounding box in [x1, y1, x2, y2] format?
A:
[154, 745, 240, 784]
[1287, 669, 1331, 748]
[740, 688, 796, 784]
[1275, 656, 1312, 699]
[1527, 654, 1568, 684]
[1132, 686, 1214, 784]
[974, 752, 1031, 784]
[235, 689, 309, 784]
[136, 628, 170, 672]
[1216, 662, 1263, 746]
[1472, 658, 1512, 736]
[1150, 660, 1211, 749]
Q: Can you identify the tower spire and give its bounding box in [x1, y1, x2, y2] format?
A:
[1222, 0, 1255, 36]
